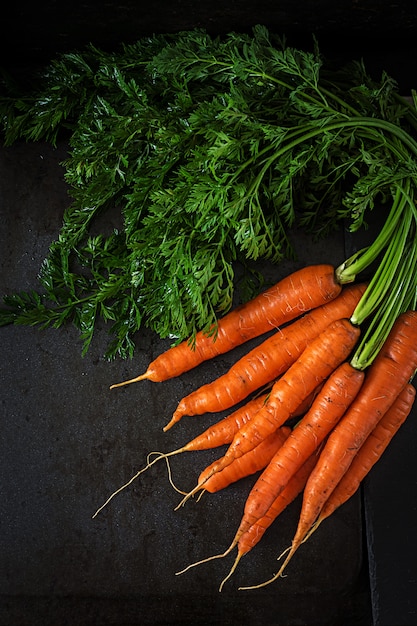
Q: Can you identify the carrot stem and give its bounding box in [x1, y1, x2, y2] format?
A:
[350, 188, 413, 325]
[334, 167, 417, 370]
[351, 239, 417, 369]
[336, 186, 406, 284]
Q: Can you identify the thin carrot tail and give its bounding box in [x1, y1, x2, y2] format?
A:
[110, 373, 149, 389]
[219, 551, 244, 592]
[302, 517, 324, 544]
[174, 454, 232, 509]
[92, 450, 177, 517]
[174, 479, 207, 510]
[238, 538, 302, 591]
[176, 540, 237, 576]
[239, 510, 315, 591]
[164, 409, 183, 431]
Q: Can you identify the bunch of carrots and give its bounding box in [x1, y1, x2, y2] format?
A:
[94, 262, 417, 590]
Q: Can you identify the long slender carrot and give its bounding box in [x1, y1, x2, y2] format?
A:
[293, 311, 417, 541]
[169, 284, 366, 426]
[175, 317, 361, 506]
[311, 383, 415, 531]
[219, 447, 322, 591]
[198, 426, 292, 494]
[110, 264, 342, 388]
[242, 311, 417, 589]
[166, 315, 360, 433]
[184, 393, 269, 449]
[240, 384, 416, 591]
[189, 382, 321, 453]
[233, 361, 364, 540]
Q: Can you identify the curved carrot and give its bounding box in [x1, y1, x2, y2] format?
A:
[238, 449, 321, 554]
[176, 317, 361, 506]
[234, 361, 364, 539]
[294, 311, 417, 543]
[219, 448, 322, 591]
[110, 264, 342, 388]
[169, 284, 366, 426]
[198, 426, 291, 494]
[184, 393, 269, 449]
[313, 383, 415, 529]
[189, 382, 321, 452]
[168, 313, 360, 434]
[243, 311, 417, 589]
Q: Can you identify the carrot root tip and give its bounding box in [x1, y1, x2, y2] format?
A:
[176, 543, 236, 576]
[110, 373, 147, 389]
[174, 483, 204, 510]
[218, 551, 242, 592]
[92, 451, 168, 518]
[238, 542, 300, 590]
[163, 413, 181, 432]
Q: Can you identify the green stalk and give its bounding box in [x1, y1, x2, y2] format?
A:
[232, 115, 417, 187]
[234, 119, 417, 374]
[351, 240, 417, 369]
[335, 186, 406, 283]
[349, 202, 413, 324]
[344, 174, 417, 369]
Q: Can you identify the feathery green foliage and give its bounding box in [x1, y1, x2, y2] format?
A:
[1, 26, 417, 359]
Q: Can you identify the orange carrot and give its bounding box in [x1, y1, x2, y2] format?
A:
[184, 393, 269, 449]
[165, 315, 360, 433]
[219, 448, 322, 591]
[198, 426, 292, 494]
[238, 450, 321, 555]
[243, 311, 417, 589]
[233, 361, 364, 539]
[175, 317, 361, 505]
[188, 381, 321, 453]
[312, 383, 415, 531]
[169, 284, 366, 425]
[182, 382, 319, 457]
[110, 264, 342, 388]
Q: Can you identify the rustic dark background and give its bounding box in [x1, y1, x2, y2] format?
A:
[2, 1, 417, 90]
[2, 3, 417, 626]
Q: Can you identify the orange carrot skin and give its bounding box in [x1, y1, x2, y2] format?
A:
[217, 449, 322, 592]
[182, 384, 320, 454]
[239, 361, 364, 530]
[134, 264, 342, 382]
[170, 284, 366, 422]
[233, 316, 417, 590]
[296, 310, 417, 540]
[318, 383, 416, 523]
[238, 449, 321, 557]
[213, 318, 361, 471]
[184, 393, 269, 451]
[199, 426, 291, 493]
[258, 385, 417, 588]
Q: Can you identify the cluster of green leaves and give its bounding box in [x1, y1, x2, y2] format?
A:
[1, 26, 417, 358]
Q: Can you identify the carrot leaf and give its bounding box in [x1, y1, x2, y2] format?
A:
[1, 25, 417, 357]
